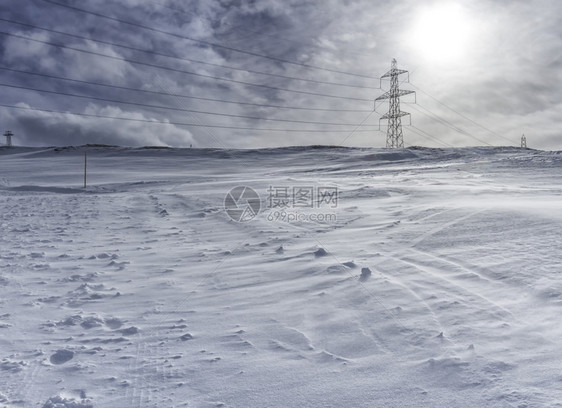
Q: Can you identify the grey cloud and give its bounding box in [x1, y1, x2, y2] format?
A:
[0, 0, 561, 149]
[1, 103, 194, 147]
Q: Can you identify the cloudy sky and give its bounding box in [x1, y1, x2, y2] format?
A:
[0, 0, 561, 149]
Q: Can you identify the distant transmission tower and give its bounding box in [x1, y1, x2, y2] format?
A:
[521, 134, 527, 148]
[3, 130, 13, 147]
[376, 59, 415, 148]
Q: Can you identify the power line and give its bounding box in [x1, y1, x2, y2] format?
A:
[410, 83, 513, 144]
[0, 103, 376, 133]
[414, 103, 493, 146]
[0, 31, 372, 103]
[409, 103, 494, 146]
[0, 66, 372, 113]
[39, 0, 379, 80]
[409, 103, 470, 136]
[407, 125, 453, 148]
[150, 72, 228, 149]
[337, 110, 378, 146]
[376, 68, 500, 147]
[145, 0, 379, 61]
[0, 82, 379, 127]
[0, 18, 379, 91]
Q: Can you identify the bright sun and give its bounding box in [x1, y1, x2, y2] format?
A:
[411, 4, 472, 63]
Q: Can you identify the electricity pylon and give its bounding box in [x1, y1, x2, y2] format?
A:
[3, 131, 13, 147]
[521, 134, 527, 148]
[376, 59, 415, 148]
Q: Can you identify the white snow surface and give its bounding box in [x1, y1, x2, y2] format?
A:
[0, 145, 561, 407]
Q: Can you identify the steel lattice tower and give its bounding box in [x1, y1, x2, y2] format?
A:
[376, 59, 415, 148]
[3, 131, 13, 147]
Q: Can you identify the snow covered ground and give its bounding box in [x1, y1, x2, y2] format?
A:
[0, 145, 561, 408]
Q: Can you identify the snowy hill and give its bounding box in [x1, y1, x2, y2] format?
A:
[1, 145, 561, 407]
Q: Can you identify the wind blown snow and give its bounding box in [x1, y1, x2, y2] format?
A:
[0, 145, 561, 407]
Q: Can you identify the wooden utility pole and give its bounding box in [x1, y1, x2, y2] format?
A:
[84, 151, 87, 188]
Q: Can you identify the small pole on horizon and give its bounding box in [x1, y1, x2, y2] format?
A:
[84, 151, 87, 188]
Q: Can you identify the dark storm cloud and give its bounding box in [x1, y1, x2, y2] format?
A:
[2, 102, 194, 146]
[0, 0, 561, 149]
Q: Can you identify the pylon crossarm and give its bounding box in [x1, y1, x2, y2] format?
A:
[399, 89, 415, 97]
[381, 68, 408, 79]
[404, 113, 412, 125]
[376, 89, 414, 101]
[380, 111, 410, 120]
[375, 91, 391, 101]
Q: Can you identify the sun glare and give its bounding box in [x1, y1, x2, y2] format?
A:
[411, 4, 472, 63]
